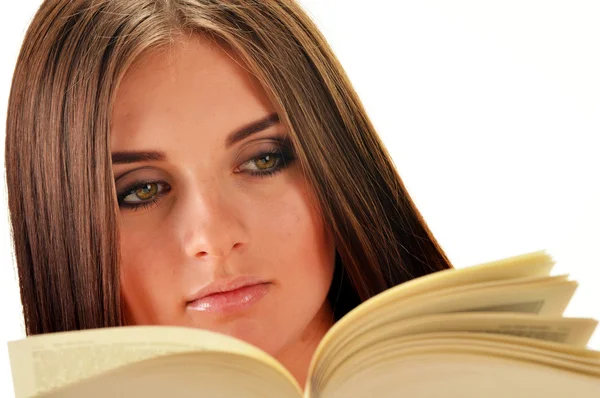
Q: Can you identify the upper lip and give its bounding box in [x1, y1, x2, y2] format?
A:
[186, 276, 269, 303]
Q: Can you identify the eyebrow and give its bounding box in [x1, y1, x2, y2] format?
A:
[111, 150, 166, 165]
[225, 112, 280, 148]
[111, 112, 280, 165]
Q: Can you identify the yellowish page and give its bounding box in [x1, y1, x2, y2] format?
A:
[318, 313, 597, 392]
[314, 251, 555, 368]
[313, 277, 577, 378]
[8, 326, 298, 398]
[40, 352, 301, 398]
[321, 350, 600, 398]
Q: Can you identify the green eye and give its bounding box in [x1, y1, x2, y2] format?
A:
[117, 181, 171, 211]
[131, 183, 158, 201]
[254, 154, 277, 170]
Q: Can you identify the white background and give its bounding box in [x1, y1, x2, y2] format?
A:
[1, 1, 599, 396]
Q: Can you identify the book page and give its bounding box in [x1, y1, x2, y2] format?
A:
[321, 333, 600, 396]
[316, 278, 578, 369]
[40, 352, 301, 398]
[320, 350, 600, 398]
[316, 251, 555, 363]
[374, 312, 597, 347]
[8, 326, 298, 398]
[357, 332, 600, 367]
[314, 313, 598, 392]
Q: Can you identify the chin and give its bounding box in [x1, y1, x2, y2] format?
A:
[187, 316, 280, 355]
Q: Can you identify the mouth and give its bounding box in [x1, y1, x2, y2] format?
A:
[186, 276, 271, 314]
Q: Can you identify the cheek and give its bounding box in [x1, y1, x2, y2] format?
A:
[250, 178, 335, 295]
[119, 223, 167, 281]
[118, 221, 181, 323]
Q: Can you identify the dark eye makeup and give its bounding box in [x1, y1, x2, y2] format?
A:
[115, 138, 296, 212]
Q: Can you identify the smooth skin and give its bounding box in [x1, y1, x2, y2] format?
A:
[110, 34, 336, 385]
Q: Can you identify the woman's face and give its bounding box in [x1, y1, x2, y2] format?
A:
[110, 35, 336, 357]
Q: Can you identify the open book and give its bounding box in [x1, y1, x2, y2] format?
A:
[8, 250, 600, 397]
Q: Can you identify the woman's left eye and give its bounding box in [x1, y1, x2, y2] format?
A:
[237, 150, 294, 177]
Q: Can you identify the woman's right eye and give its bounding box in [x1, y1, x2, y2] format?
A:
[117, 181, 171, 211]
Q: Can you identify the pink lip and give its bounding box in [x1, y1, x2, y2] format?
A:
[186, 276, 271, 314]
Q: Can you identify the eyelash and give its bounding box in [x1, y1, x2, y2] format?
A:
[116, 148, 296, 211]
[239, 149, 291, 178]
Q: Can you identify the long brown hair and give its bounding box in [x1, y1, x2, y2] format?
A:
[5, 0, 452, 336]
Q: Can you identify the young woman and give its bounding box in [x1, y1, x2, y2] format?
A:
[5, 0, 452, 386]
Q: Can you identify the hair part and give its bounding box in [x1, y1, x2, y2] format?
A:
[5, 0, 451, 335]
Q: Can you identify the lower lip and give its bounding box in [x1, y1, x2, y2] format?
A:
[186, 283, 270, 314]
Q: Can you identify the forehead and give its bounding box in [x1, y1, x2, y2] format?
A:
[110, 35, 274, 151]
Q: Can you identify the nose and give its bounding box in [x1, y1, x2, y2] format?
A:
[177, 182, 248, 260]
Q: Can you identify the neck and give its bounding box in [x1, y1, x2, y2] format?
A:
[274, 302, 335, 388]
